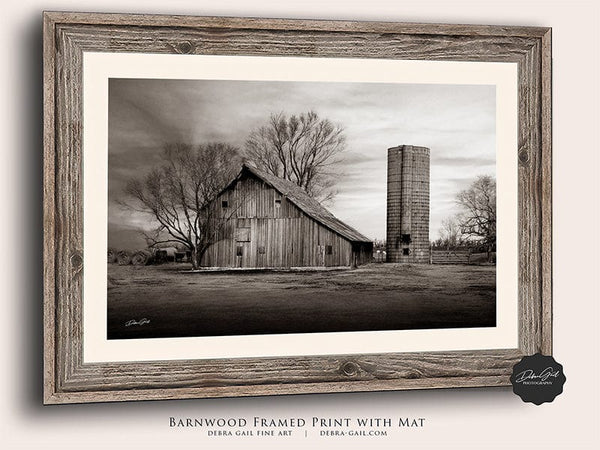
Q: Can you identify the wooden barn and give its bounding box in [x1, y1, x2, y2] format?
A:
[201, 164, 373, 268]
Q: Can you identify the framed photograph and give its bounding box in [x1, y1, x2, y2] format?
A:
[43, 12, 551, 404]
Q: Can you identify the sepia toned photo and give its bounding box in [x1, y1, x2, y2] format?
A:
[107, 78, 497, 340]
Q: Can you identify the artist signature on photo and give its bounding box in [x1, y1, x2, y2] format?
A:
[125, 318, 151, 327]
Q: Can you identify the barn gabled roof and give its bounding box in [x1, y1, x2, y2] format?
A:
[237, 164, 371, 244]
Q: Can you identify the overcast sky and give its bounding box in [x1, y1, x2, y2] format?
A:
[108, 78, 495, 249]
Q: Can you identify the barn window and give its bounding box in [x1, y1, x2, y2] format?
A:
[326, 245, 333, 255]
[403, 248, 410, 256]
[221, 200, 229, 208]
[258, 246, 266, 254]
[236, 246, 243, 257]
[275, 199, 281, 207]
[401, 234, 411, 244]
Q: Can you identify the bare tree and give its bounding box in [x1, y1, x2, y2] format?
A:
[438, 216, 462, 250]
[456, 175, 496, 261]
[244, 110, 346, 203]
[122, 142, 241, 269]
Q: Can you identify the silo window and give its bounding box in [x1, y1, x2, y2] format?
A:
[222, 200, 229, 208]
[403, 248, 410, 256]
[401, 234, 411, 244]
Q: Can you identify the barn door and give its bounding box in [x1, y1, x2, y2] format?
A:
[235, 242, 250, 267]
[235, 226, 251, 268]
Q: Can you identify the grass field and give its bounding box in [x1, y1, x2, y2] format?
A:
[107, 263, 496, 339]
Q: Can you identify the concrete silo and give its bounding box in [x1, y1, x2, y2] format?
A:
[386, 145, 430, 263]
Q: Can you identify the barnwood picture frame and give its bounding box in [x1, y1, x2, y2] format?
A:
[43, 11, 552, 404]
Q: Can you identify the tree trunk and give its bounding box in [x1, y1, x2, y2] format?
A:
[190, 247, 199, 270]
[195, 246, 208, 269]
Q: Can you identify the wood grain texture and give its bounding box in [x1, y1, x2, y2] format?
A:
[42, 12, 552, 404]
[42, 12, 57, 405]
[540, 29, 553, 355]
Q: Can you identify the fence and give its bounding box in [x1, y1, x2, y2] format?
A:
[430, 249, 471, 265]
[372, 250, 386, 263]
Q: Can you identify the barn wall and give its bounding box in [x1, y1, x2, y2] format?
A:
[201, 174, 357, 268]
[352, 242, 374, 266]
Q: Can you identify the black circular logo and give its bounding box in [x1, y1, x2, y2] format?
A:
[510, 353, 566, 405]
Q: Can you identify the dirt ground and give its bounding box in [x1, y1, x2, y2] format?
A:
[107, 263, 496, 339]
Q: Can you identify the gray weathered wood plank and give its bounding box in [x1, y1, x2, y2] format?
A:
[43, 12, 552, 404]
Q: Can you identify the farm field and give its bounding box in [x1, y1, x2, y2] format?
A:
[107, 263, 496, 339]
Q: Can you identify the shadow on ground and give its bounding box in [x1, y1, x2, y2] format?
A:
[107, 263, 496, 339]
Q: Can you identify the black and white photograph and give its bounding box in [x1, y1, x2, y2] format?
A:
[107, 77, 497, 340]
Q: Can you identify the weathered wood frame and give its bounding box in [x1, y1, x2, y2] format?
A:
[43, 12, 552, 404]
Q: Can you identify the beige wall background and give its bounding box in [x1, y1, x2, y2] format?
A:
[1, 1, 598, 449]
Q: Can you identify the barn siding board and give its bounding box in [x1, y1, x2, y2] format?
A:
[200, 167, 371, 268]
